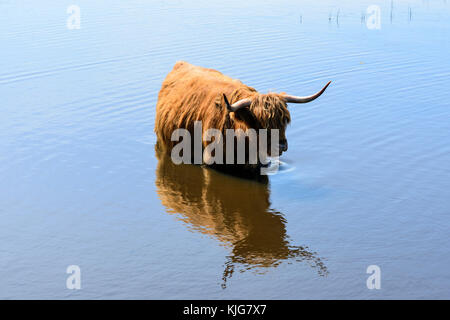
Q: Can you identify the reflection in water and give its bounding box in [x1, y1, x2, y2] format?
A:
[154, 147, 328, 288]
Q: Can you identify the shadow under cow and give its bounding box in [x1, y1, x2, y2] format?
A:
[154, 147, 328, 288]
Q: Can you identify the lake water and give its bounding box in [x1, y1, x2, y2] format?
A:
[1, 0, 449, 299]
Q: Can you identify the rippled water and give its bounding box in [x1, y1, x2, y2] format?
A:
[1, 0, 449, 299]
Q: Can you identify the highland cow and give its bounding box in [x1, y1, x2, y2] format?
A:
[155, 61, 330, 173]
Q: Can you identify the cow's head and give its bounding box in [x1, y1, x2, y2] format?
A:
[223, 81, 331, 156]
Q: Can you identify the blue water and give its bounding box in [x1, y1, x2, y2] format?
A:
[1, 0, 449, 299]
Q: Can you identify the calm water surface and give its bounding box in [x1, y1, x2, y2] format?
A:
[1, 0, 449, 299]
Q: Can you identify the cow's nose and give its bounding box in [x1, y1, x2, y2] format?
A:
[280, 140, 288, 152]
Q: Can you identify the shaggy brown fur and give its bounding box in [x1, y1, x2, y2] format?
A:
[155, 61, 291, 170]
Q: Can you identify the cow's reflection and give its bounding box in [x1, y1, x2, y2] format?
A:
[155, 148, 328, 288]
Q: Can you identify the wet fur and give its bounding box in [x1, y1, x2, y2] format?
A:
[155, 61, 291, 172]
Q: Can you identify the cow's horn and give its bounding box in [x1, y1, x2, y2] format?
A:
[223, 94, 252, 112]
[283, 81, 331, 103]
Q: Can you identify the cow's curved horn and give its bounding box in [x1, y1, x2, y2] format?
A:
[223, 94, 252, 112]
[283, 81, 331, 103]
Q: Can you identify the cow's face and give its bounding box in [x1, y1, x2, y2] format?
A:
[257, 94, 290, 157]
[230, 93, 291, 157]
[223, 81, 330, 159]
[272, 117, 289, 156]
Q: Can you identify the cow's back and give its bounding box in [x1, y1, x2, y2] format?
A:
[155, 61, 256, 146]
